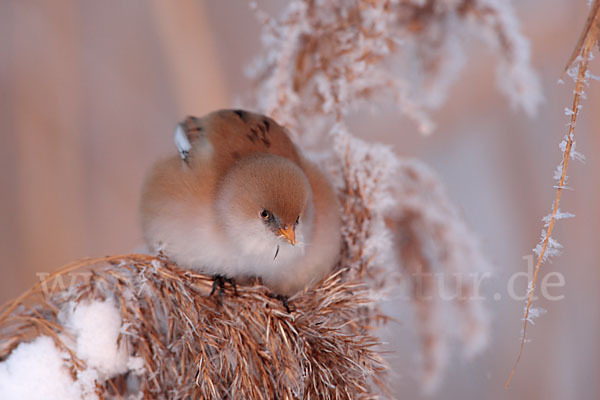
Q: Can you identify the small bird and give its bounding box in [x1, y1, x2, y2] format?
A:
[140, 110, 341, 296]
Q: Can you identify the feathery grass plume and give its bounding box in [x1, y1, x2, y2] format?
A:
[0, 255, 389, 399]
[505, 0, 599, 388]
[330, 123, 400, 289]
[246, 0, 542, 136]
[385, 159, 490, 391]
[245, 0, 535, 390]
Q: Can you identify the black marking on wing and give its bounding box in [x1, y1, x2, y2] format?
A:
[263, 119, 270, 132]
[257, 123, 271, 148]
[247, 127, 260, 144]
[233, 109, 248, 122]
[246, 121, 271, 148]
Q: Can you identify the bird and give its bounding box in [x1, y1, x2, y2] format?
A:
[139, 109, 341, 296]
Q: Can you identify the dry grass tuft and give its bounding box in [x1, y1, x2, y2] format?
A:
[0, 254, 388, 399]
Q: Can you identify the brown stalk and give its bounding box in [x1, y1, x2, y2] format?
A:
[506, 0, 600, 388]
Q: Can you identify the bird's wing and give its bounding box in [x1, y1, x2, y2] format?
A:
[179, 110, 303, 174]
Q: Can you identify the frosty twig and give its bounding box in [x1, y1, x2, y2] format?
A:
[506, 0, 600, 388]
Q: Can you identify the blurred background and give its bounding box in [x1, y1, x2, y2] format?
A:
[0, 0, 598, 398]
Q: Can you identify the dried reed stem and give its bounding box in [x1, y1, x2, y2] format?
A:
[506, 0, 600, 387]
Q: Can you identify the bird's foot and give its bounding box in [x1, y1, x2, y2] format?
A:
[156, 250, 170, 263]
[268, 292, 291, 313]
[210, 275, 238, 303]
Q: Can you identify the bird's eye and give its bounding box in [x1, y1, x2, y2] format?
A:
[259, 209, 271, 220]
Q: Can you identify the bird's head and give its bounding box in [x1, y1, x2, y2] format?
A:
[216, 154, 311, 256]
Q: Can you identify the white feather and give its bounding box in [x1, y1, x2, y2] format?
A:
[173, 124, 191, 161]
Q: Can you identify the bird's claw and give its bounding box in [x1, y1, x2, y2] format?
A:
[268, 292, 291, 313]
[210, 275, 238, 303]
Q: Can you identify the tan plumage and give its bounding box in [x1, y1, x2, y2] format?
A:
[140, 110, 341, 295]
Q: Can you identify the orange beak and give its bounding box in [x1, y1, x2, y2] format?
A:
[277, 225, 296, 245]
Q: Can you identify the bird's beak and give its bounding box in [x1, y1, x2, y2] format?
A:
[278, 225, 296, 245]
